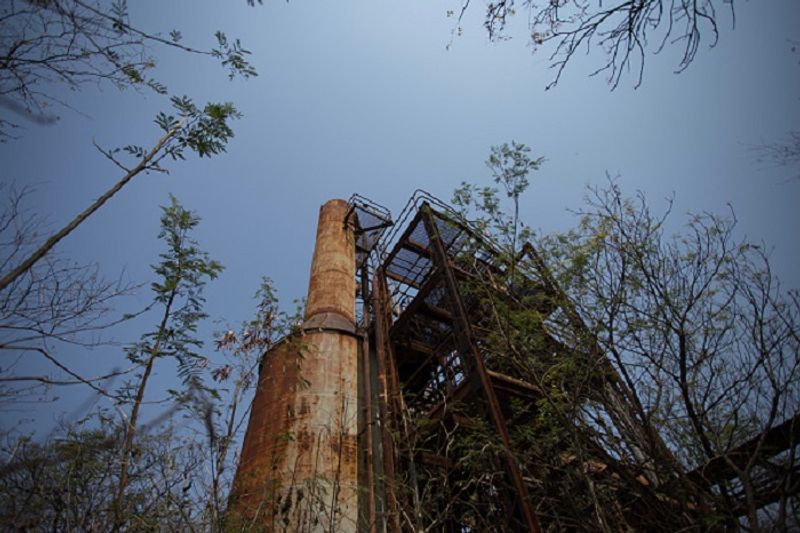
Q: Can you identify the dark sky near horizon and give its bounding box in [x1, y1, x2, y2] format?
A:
[1, 0, 799, 434]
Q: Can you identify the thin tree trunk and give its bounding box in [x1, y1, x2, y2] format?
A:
[112, 286, 178, 529]
[0, 124, 180, 293]
[211, 381, 240, 531]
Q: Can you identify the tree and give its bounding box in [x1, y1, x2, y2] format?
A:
[453, 140, 544, 274]
[0, 96, 240, 294]
[451, 0, 736, 88]
[752, 41, 800, 180]
[449, 144, 799, 530]
[112, 195, 222, 529]
[0, 1, 255, 400]
[203, 277, 301, 530]
[0, 0, 256, 139]
[0, 3, 267, 527]
[754, 130, 800, 175]
[0, 265, 295, 532]
[0, 419, 208, 530]
[0, 0, 252, 301]
[0, 96, 240, 431]
[541, 181, 800, 529]
[0, 183, 138, 403]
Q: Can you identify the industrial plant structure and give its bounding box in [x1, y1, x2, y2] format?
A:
[228, 192, 799, 532]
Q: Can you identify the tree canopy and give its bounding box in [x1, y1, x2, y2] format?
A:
[455, 0, 736, 88]
[0, 0, 256, 139]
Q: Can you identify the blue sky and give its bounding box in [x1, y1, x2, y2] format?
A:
[1, 0, 799, 434]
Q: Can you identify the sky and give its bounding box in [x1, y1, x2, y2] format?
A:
[1, 0, 799, 435]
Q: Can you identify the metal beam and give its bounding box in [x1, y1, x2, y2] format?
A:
[420, 203, 542, 533]
[359, 266, 377, 533]
[372, 268, 402, 533]
[688, 413, 800, 485]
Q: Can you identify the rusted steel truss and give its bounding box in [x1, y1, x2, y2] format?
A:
[362, 201, 546, 531]
[356, 194, 800, 531]
[420, 204, 542, 532]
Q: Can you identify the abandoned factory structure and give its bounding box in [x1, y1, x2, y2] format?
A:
[228, 192, 798, 531]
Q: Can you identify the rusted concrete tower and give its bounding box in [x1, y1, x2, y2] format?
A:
[230, 199, 359, 531]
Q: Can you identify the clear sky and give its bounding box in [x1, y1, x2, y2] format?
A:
[1, 0, 799, 434]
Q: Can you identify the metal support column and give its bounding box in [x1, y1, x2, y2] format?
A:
[420, 204, 542, 533]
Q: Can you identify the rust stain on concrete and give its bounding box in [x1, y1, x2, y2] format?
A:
[229, 200, 359, 532]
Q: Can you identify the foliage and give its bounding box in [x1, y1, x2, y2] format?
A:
[0, 95, 241, 294]
[0, 271, 298, 532]
[453, 141, 543, 257]
[0, 419, 206, 531]
[539, 181, 800, 529]
[205, 277, 302, 530]
[448, 149, 800, 530]
[124, 196, 223, 389]
[0, 2, 269, 529]
[451, 0, 735, 88]
[114, 196, 222, 528]
[751, 41, 800, 180]
[108, 95, 241, 171]
[0, 1, 249, 408]
[0, 0, 256, 139]
[0, 184, 139, 402]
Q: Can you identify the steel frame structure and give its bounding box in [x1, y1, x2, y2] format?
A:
[229, 192, 799, 531]
[349, 193, 800, 532]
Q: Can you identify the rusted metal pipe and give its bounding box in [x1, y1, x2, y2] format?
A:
[359, 266, 378, 533]
[372, 268, 402, 533]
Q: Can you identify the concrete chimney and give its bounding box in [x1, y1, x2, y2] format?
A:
[229, 199, 359, 532]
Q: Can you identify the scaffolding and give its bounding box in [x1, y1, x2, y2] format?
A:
[351, 191, 800, 532]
